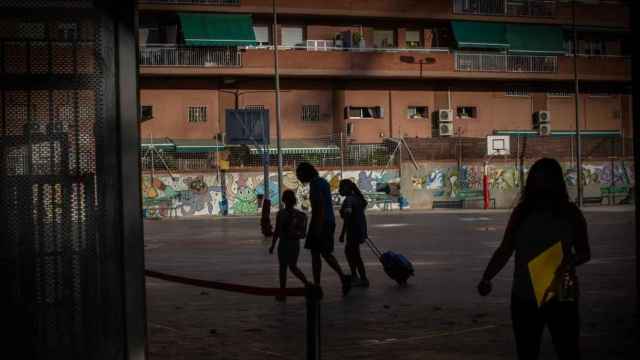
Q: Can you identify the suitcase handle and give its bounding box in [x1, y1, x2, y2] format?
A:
[364, 237, 383, 259]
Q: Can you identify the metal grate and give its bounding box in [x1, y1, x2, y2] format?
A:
[187, 105, 207, 122]
[301, 104, 321, 122]
[1, 3, 106, 358]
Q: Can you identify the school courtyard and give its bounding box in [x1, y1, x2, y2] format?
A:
[144, 208, 638, 360]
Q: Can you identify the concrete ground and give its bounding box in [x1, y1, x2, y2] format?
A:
[144, 207, 638, 360]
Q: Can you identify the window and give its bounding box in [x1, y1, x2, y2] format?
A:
[589, 93, 613, 98]
[579, 39, 607, 56]
[281, 26, 305, 48]
[346, 106, 383, 119]
[57, 23, 78, 42]
[457, 106, 477, 119]
[253, 25, 271, 46]
[301, 105, 321, 122]
[141, 105, 153, 121]
[373, 30, 395, 48]
[548, 89, 573, 97]
[407, 106, 429, 119]
[505, 86, 529, 97]
[188, 106, 207, 123]
[405, 30, 422, 48]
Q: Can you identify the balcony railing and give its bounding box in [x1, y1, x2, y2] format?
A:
[139, 0, 240, 4]
[140, 46, 242, 67]
[452, 0, 556, 17]
[455, 52, 558, 73]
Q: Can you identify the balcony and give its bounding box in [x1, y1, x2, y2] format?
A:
[455, 52, 558, 73]
[138, 0, 240, 4]
[452, 0, 556, 18]
[140, 46, 242, 67]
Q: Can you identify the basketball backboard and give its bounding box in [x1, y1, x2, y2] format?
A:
[225, 109, 270, 145]
[487, 135, 510, 156]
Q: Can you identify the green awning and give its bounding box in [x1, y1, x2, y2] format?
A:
[506, 24, 564, 55]
[249, 140, 340, 155]
[452, 21, 509, 50]
[141, 137, 175, 151]
[173, 139, 225, 153]
[494, 130, 621, 137]
[178, 13, 256, 46]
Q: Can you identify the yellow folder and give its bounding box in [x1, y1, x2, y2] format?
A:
[528, 241, 564, 307]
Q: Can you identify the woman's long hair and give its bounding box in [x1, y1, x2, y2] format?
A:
[340, 179, 368, 208]
[519, 158, 570, 211]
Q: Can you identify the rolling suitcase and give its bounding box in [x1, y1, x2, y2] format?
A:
[365, 237, 414, 285]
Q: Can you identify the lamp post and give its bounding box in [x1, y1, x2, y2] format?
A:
[273, 0, 284, 209]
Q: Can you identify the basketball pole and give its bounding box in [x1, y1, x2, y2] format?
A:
[573, 0, 583, 207]
[273, 0, 284, 209]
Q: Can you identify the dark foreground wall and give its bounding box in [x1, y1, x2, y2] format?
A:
[0, 1, 145, 359]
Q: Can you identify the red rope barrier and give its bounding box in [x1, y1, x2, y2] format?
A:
[145, 270, 307, 297]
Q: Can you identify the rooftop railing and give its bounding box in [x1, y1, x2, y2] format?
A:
[455, 52, 558, 73]
[140, 45, 242, 67]
[452, 0, 557, 17]
[139, 0, 240, 5]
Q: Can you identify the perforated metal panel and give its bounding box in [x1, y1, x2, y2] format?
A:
[1, 1, 118, 359]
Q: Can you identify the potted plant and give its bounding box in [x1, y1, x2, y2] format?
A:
[352, 32, 363, 49]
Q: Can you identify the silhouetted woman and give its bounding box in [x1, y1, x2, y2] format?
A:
[338, 179, 369, 287]
[478, 158, 591, 360]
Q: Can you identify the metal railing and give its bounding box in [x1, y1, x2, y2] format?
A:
[139, 0, 240, 4]
[243, 44, 450, 54]
[455, 52, 558, 73]
[139, 45, 242, 67]
[452, 0, 556, 17]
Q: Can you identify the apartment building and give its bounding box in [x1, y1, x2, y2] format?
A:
[137, 0, 632, 150]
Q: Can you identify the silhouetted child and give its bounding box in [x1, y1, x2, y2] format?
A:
[269, 189, 310, 301]
[338, 179, 370, 287]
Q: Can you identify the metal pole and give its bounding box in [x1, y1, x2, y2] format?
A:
[305, 286, 321, 360]
[573, 0, 583, 206]
[273, 0, 284, 209]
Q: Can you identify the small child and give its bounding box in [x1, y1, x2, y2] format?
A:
[338, 179, 370, 287]
[269, 189, 310, 301]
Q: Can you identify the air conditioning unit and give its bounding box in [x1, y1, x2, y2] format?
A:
[534, 110, 551, 126]
[438, 109, 453, 122]
[439, 122, 454, 137]
[538, 123, 552, 136]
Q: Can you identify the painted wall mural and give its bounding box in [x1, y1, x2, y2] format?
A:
[142, 169, 401, 218]
[411, 161, 634, 202]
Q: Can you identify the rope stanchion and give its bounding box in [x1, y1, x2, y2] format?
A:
[145, 269, 306, 297]
[145, 269, 322, 360]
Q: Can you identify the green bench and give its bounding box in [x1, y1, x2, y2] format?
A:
[600, 186, 631, 205]
[364, 192, 393, 211]
[458, 190, 496, 209]
[432, 199, 464, 209]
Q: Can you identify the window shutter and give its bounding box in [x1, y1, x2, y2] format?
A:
[344, 106, 350, 119]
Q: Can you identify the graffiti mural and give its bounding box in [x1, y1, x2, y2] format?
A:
[564, 162, 635, 188]
[142, 169, 401, 218]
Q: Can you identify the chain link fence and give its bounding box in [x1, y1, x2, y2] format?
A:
[140, 134, 398, 173]
[141, 134, 632, 175]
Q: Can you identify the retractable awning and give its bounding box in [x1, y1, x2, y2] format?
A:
[452, 21, 509, 50]
[506, 24, 565, 55]
[173, 139, 225, 153]
[178, 13, 257, 46]
[249, 140, 340, 155]
[494, 130, 621, 137]
[141, 138, 175, 151]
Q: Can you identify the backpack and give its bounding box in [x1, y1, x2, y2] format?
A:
[286, 209, 308, 240]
